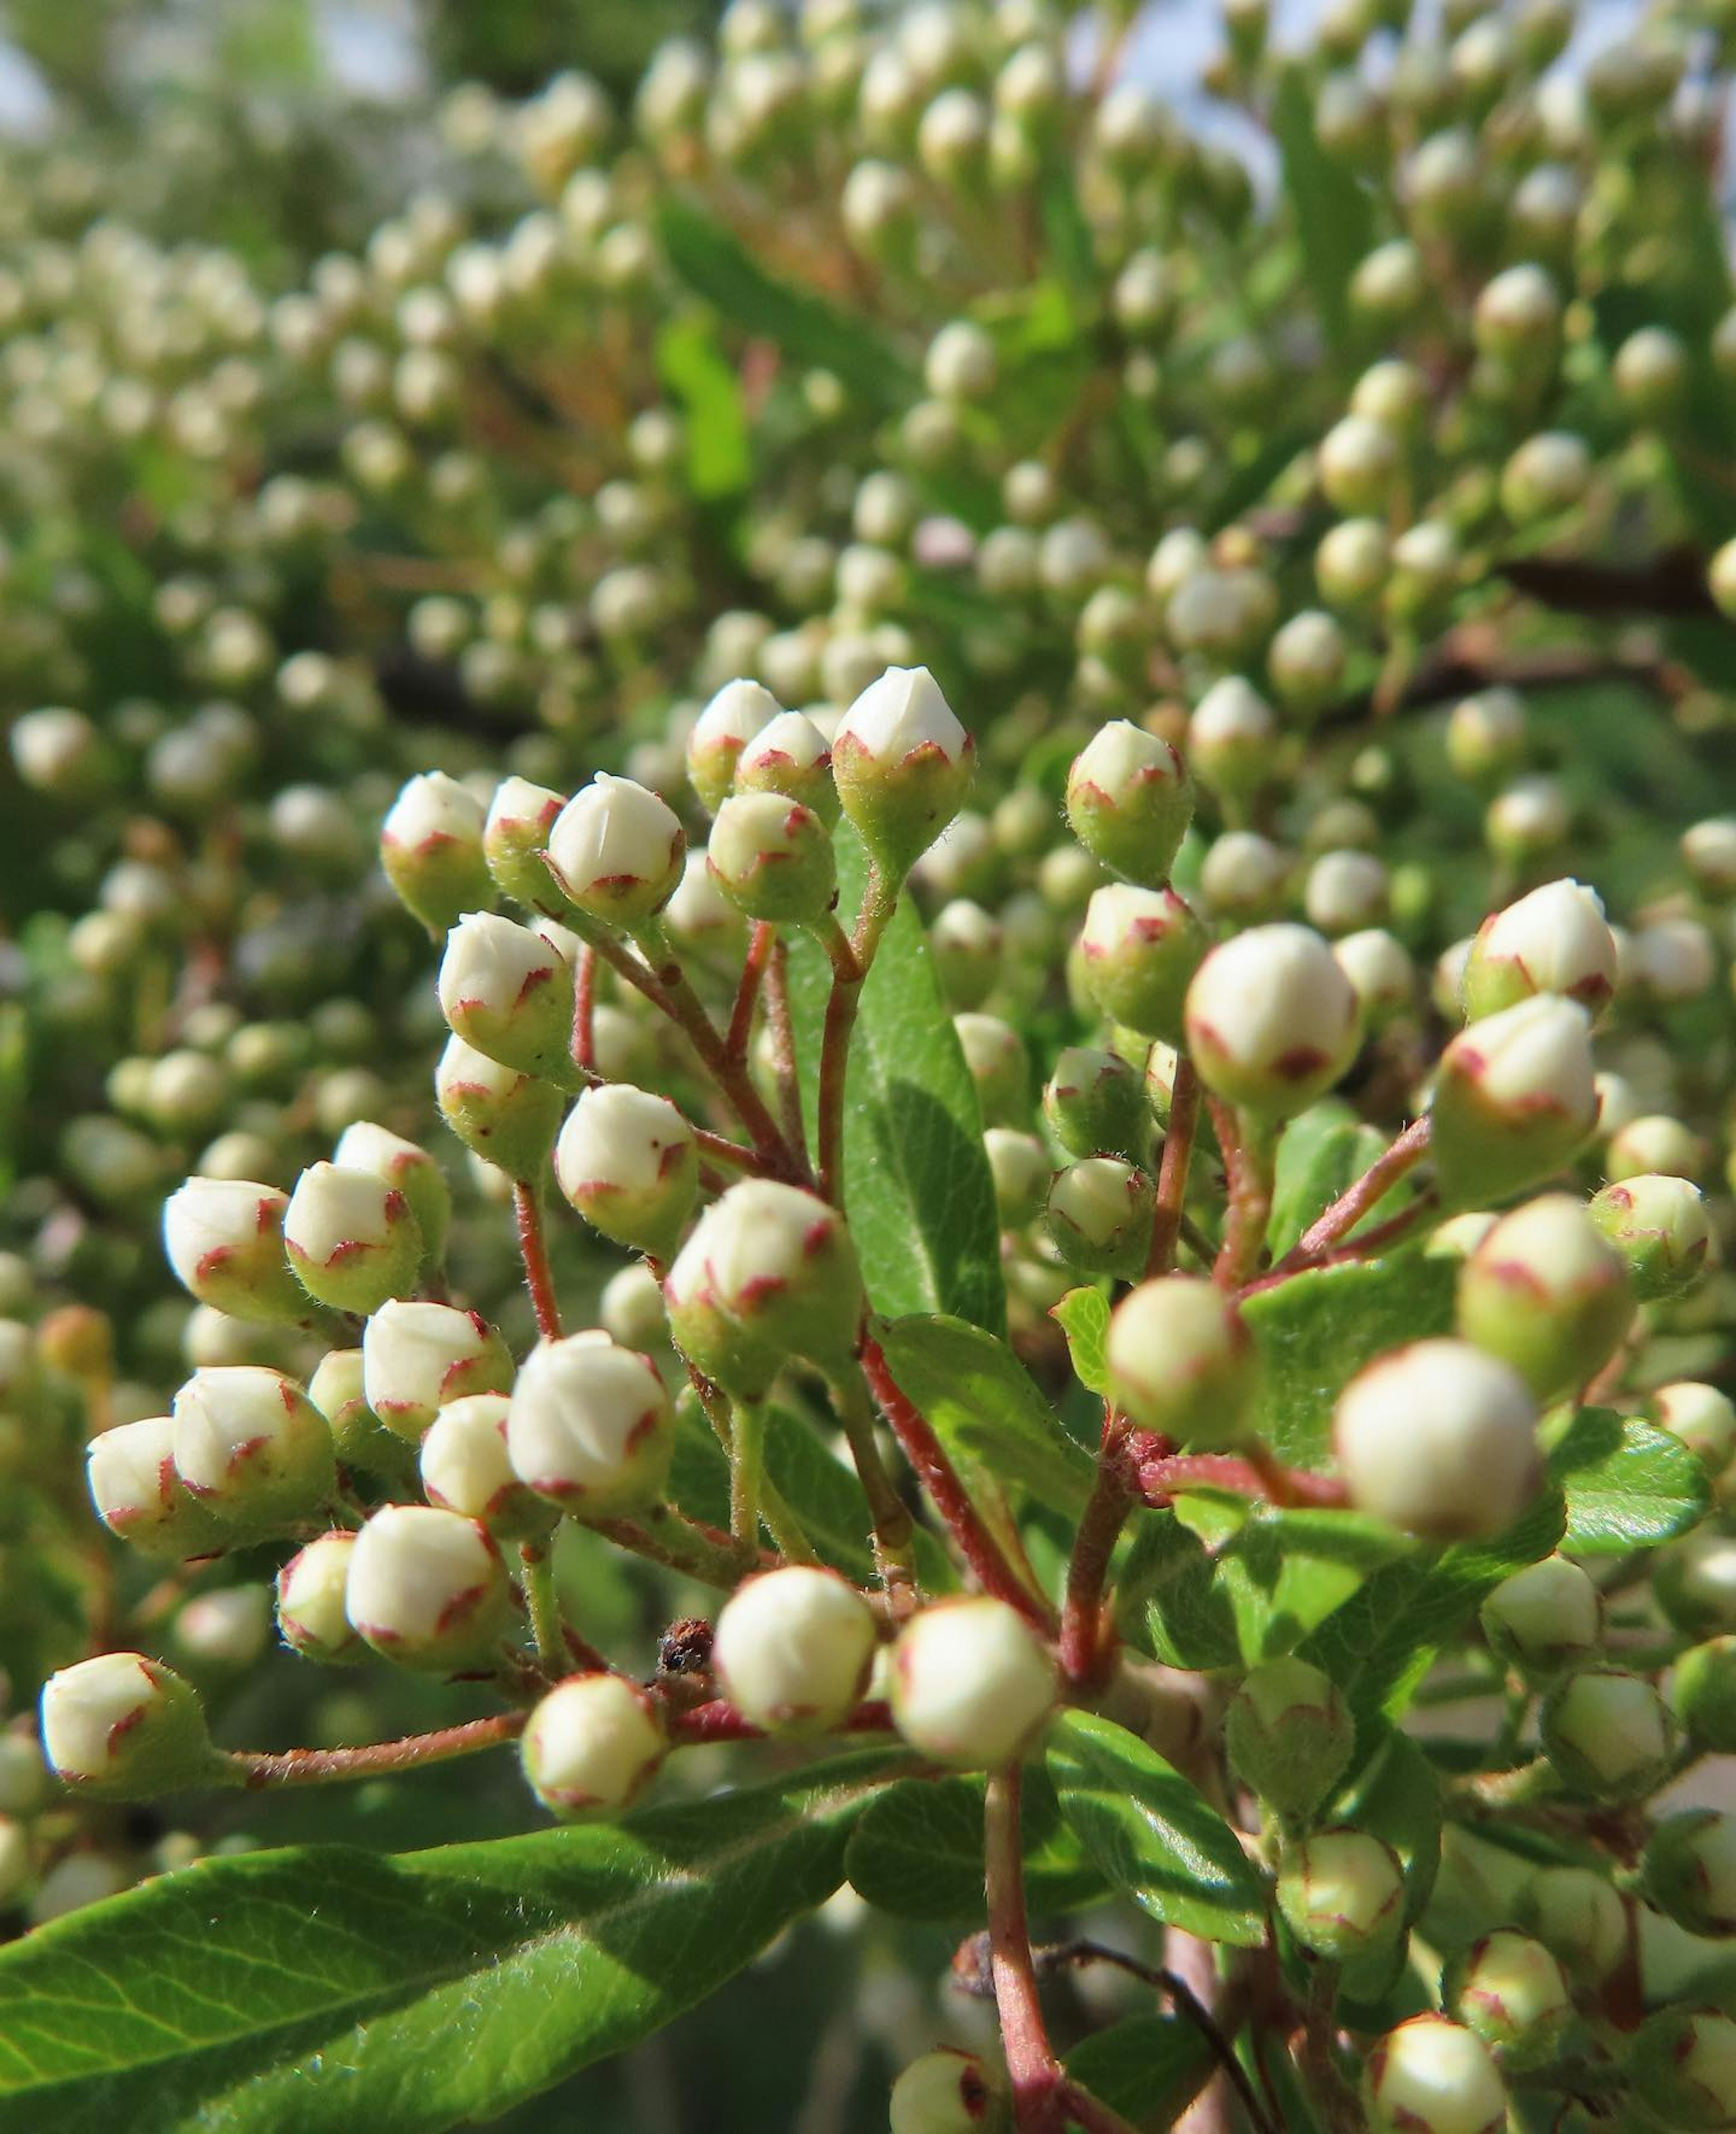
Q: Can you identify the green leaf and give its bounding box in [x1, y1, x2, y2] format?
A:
[845, 1768, 1106, 1922]
[1264, 1102, 1396, 1259]
[655, 316, 750, 501]
[1052, 1285, 1112, 1399]
[1272, 66, 1373, 354]
[877, 1313, 1093, 1516]
[1243, 1255, 1458, 1469]
[1047, 1711, 1269, 1947]
[1064, 2018, 1215, 2132]
[1118, 1509, 1241, 1672]
[787, 827, 1005, 1334]
[656, 198, 916, 414]
[0, 1752, 901, 2134]
[1547, 1407, 1711, 1556]
[1203, 1502, 1409, 1664]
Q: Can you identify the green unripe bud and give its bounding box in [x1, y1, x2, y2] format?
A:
[1106, 1275, 1258, 1449]
[1045, 1158, 1153, 1280]
[39, 1654, 217, 1798]
[983, 1129, 1050, 1228]
[1446, 689, 1527, 784]
[1613, 326, 1689, 422]
[1431, 997, 1598, 1208]
[1500, 431, 1591, 525]
[276, 1530, 364, 1663]
[1652, 1383, 1736, 1480]
[1064, 721, 1193, 887]
[1318, 414, 1401, 515]
[1187, 678, 1277, 809]
[1042, 1047, 1147, 1161]
[831, 666, 974, 880]
[954, 1013, 1029, 1128]
[1363, 2016, 1507, 2134]
[483, 777, 566, 911]
[889, 2049, 1010, 2134]
[380, 771, 492, 935]
[1589, 1174, 1714, 1302]
[435, 1034, 562, 1182]
[735, 710, 838, 825]
[1224, 1657, 1354, 1819]
[1622, 2009, 1736, 2131]
[1441, 1931, 1572, 2071]
[1656, 1534, 1736, 1639]
[1479, 1556, 1602, 1676]
[1673, 1638, 1736, 1754]
[345, 1504, 513, 1670]
[1461, 879, 1617, 1023]
[1184, 924, 1361, 1119]
[1334, 1340, 1539, 1542]
[1608, 1114, 1704, 1183]
[521, 1673, 667, 1820]
[1517, 1864, 1627, 1984]
[1455, 1193, 1632, 1401]
[1474, 264, 1560, 363]
[171, 1366, 337, 1532]
[1316, 518, 1391, 609]
[1078, 885, 1208, 1043]
[283, 1162, 421, 1316]
[332, 1121, 451, 1266]
[1642, 1810, 1736, 1937]
[1268, 609, 1348, 718]
[1278, 1829, 1405, 1962]
[707, 793, 837, 923]
[929, 900, 1003, 1009]
[438, 912, 576, 1083]
[1384, 520, 1461, 627]
[1539, 1666, 1677, 1801]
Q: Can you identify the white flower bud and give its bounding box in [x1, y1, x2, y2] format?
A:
[435, 1032, 564, 1181]
[890, 2050, 1010, 2134]
[39, 1652, 214, 1797]
[1334, 1340, 1539, 1542]
[506, 1332, 674, 1516]
[171, 1365, 337, 1529]
[1187, 676, 1276, 805]
[1682, 817, 1736, 898]
[1184, 924, 1361, 1118]
[362, 1298, 514, 1439]
[707, 792, 838, 922]
[380, 770, 491, 934]
[600, 1262, 668, 1350]
[1539, 1667, 1676, 1801]
[1199, 829, 1290, 920]
[162, 1176, 307, 1324]
[276, 1530, 363, 1662]
[87, 1414, 225, 1559]
[735, 711, 837, 823]
[521, 1673, 667, 1818]
[1107, 1276, 1258, 1449]
[1461, 878, 1616, 1022]
[1303, 849, 1389, 937]
[689, 677, 783, 810]
[713, 1567, 879, 1737]
[345, 1504, 512, 1668]
[483, 774, 566, 908]
[420, 1393, 549, 1535]
[283, 1161, 421, 1315]
[1442, 1930, 1572, 2071]
[1652, 1382, 1736, 1478]
[889, 1597, 1056, 1769]
[1455, 1193, 1632, 1401]
[832, 665, 974, 876]
[1431, 996, 1597, 1206]
[332, 1119, 451, 1262]
[1078, 884, 1207, 1042]
[437, 911, 576, 1081]
[553, 1084, 698, 1255]
[1364, 2017, 1507, 2134]
[1631, 916, 1717, 1004]
[1065, 720, 1192, 887]
[1480, 1557, 1602, 1675]
[1278, 1829, 1405, 1963]
[1590, 1173, 1715, 1302]
[545, 774, 685, 927]
[1333, 929, 1415, 1027]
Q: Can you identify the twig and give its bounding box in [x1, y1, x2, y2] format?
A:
[728, 920, 775, 1061]
[519, 1541, 566, 1673]
[1208, 1102, 1274, 1290]
[513, 1180, 564, 1341]
[572, 944, 597, 1075]
[1146, 1057, 1202, 1279]
[1059, 1410, 1131, 1688]
[986, 1769, 1066, 2133]
[1278, 1118, 1431, 1273]
[764, 937, 810, 1164]
[230, 1710, 527, 1788]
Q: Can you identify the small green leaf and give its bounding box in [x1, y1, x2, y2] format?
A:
[1264, 1102, 1401, 1259]
[1047, 1711, 1269, 1947]
[1243, 1254, 1458, 1469]
[1064, 2018, 1215, 2132]
[1118, 1509, 1241, 1672]
[1052, 1285, 1112, 1399]
[1548, 1407, 1711, 1555]
[786, 827, 1006, 1335]
[654, 316, 750, 500]
[845, 1768, 1105, 1922]
[1207, 1504, 1409, 1664]
[1272, 66, 1373, 353]
[0, 1752, 901, 2134]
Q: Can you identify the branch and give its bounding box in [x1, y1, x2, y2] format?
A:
[1146, 1055, 1202, 1279]
[986, 1768, 1066, 2134]
[1059, 1410, 1131, 1688]
[513, 1180, 564, 1341]
[229, 1710, 527, 1788]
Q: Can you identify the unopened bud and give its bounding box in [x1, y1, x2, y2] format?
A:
[1589, 1174, 1714, 1302]
[1107, 1276, 1257, 1449]
[276, 1531, 363, 1663]
[688, 677, 781, 811]
[1078, 884, 1208, 1043]
[1622, 2008, 1736, 2130]
[954, 1012, 1029, 1127]
[1187, 677, 1276, 809]
[713, 1566, 878, 1736]
[1652, 1383, 1736, 1479]
[1446, 688, 1528, 784]
[1517, 1864, 1627, 1984]
[361, 1299, 514, 1438]
[333, 1120, 451, 1265]
[438, 912, 576, 1082]
[554, 1084, 698, 1256]
[1479, 1556, 1601, 1676]
[1064, 721, 1192, 887]
[1042, 1047, 1146, 1161]
[1642, 1810, 1736, 1938]
[984, 1129, 1050, 1228]
[87, 1415, 226, 1560]
[1225, 1657, 1354, 1819]
[545, 774, 685, 927]
[421, 1393, 550, 1536]
[1607, 1113, 1704, 1183]
[1319, 414, 1401, 516]
[1674, 1638, 1736, 1755]
[380, 771, 491, 934]
[1441, 1931, 1571, 2070]
[1540, 1666, 1676, 1801]
[506, 1331, 673, 1517]
[1184, 924, 1362, 1118]
[1333, 929, 1415, 1027]
[171, 1366, 336, 1530]
[707, 793, 837, 923]
[162, 1177, 307, 1325]
[345, 1503, 513, 1668]
[889, 1596, 1056, 1769]
[1656, 1534, 1736, 1639]
[735, 710, 838, 823]
[1363, 2017, 1507, 2134]
[435, 1033, 563, 1181]
[890, 2049, 1010, 2134]
[832, 666, 974, 878]
[1045, 1158, 1153, 1280]
[39, 1653, 215, 1797]
[1431, 996, 1597, 1207]
[1278, 1829, 1405, 1962]
[1334, 1340, 1539, 1542]
[521, 1672, 667, 1818]
[1455, 1193, 1632, 1400]
[284, 1161, 421, 1315]
[1461, 879, 1617, 1023]
[483, 776, 566, 910]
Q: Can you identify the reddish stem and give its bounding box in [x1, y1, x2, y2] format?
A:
[1133, 1443, 1349, 1511]
[514, 1181, 564, 1341]
[986, 1768, 1066, 2134]
[815, 916, 865, 1205]
[859, 1333, 1056, 1633]
[692, 1126, 759, 1173]
[728, 920, 775, 1061]
[572, 944, 597, 1074]
[1059, 1409, 1132, 1688]
[763, 937, 809, 1165]
[1284, 1117, 1431, 1271]
[1242, 1190, 1436, 1299]
[231, 1710, 527, 1788]
[1146, 1056, 1202, 1279]
[670, 1696, 895, 1745]
[1208, 1099, 1274, 1290]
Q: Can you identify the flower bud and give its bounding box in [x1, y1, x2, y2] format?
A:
[890, 2049, 1010, 2134]
[162, 1176, 307, 1325]
[954, 1013, 1029, 1127]
[1363, 2017, 1507, 2134]
[1460, 878, 1617, 1023]
[889, 1596, 1056, 1770]
[1641, 1810, 1736, 1938]
[1199, 830, 1290, 921]
[1107, 1276, 1258, 1449]
[521, 1673, 667, 1819]
[39, 1653, 216, 1798]
[1479, 1556, 1601, 1676]
[1622, 2009, 1736, 2130]
[664, 1180, 863, 1398]
[1673, 1638, 1736, 1755]
[362, 1299, 514, 1439]
[930, 899, 1003, 1009]
[87, 1414, 226, 1560]
[1044, 1158, 1153, 1280]
[1430, 996, 1597, 1207]
[1440, 1931, 1571, 2070]
[1184, 924, 1362, 1118]
[171, 1366, 336, 1530]
[1278, 1829, 1405, 1962]
[554, 1084, 698, 1256]
[688, 677, 781, 811]
[380, 771, 492, 935]
[1333, 929, 1415, 1028]
[1589, 1174, 1714, 1302]
[1042, 1047, 1146, 1161]
[1607, 1113, 1704, 1183]
[707, 793, 837, 923]
[545, 774, 685, 927]
[1656, 1534, 1736, 1639]
[832, 666, 974, 878]
[435, 1033, 563, 1181]
[1652, 1383, 1736, 1480]
[1486, 775, 1570, 864]
[1078, 884, 1208, 1043]
[984, 1129, 1050, 1229]
[421, 1393, 550, 1537]
[283, 1161, 421, 1315]
[1064, 721, 1192, 888]
[1316, 517, 1391, 609]
[1303, 850, 1388, 937]
[1446, 688, 1528, 784]
[1682, 817, 1736, 901]
[438, 912, 577, 1082]
[332, 1120, 451, 1264]
[735, 710, 838, 824]
[1269, 609, 1348, 719]
[1319, 414, 1401, 515]
[1500, 430, 1591, 526]
[1539, 1666, 1676, 1802]
[276, 1530, 363, 1663]
[713, 1566, 878, 1736]
[506, 1332, 673, 1517]
[1224, 1657, 1354, 1819]
[1187, 677, 1276, 809]
[345, 1504, 512, 1668]
[1455, 1193, 1632, 1401]
[1334, 1340, 1539, 1542]
[483, 775, 566, 910]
